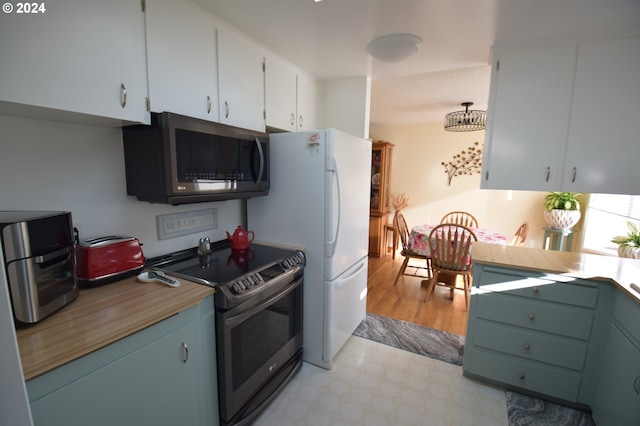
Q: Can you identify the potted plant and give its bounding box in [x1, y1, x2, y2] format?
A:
[543, 192, 582, 229]
[611, 221, 640, 259]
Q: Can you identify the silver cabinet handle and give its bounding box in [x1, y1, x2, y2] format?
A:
[523, 343, 530, 351]
[207, 95, 212, 114]
[120, 83, 127, 108]
[225, 101, 230, 119]
[528, 313, 535, 321]
[298, 114, 303, 128]
[545, 166, 550, 182]
[485, 171, 489, 181]
[182, 342, 189, 363]
[290, 113, 295, 126]
[571, 167, 577, 183]
[634, 376, 640, 395]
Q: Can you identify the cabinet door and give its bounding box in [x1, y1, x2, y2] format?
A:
[0, 0, 147, 123]
[264, 52, 297, 131]
[481, 45, 576, 191]
[297, 72, 320, 131]
[592, 325, 640, 426]
[217, 26, 265, 132]
[29, 322, 200, 426]
[145, 0, 218, 121]
[564, 36, 640, 194]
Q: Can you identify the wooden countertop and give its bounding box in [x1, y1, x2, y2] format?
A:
[16, 274, 214, 380]
[472, 242, 640, 303]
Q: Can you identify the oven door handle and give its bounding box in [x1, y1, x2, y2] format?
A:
[226, 279, 300, 327]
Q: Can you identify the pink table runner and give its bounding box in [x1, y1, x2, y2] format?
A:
[408, 224, 508, 257]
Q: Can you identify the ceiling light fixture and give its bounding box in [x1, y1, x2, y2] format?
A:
[367, 33, 423, 63]
[444, 102, 487, 132]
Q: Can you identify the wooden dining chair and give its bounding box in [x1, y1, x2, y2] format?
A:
[509, 222, 530, 246]
[440, 211, 479, 228]
[393, 213, 432, 286]
[424, 224, 478, 309]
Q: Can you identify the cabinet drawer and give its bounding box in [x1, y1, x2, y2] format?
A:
[476, 293, 594, 340]
[465, 347, 581, 402]
[479, 267, 598, 308]
[614, 291, 640, 344]
[474, 321, 588, 370]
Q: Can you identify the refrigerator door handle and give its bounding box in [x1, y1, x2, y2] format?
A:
[325, 155, 341, 257]
[333, 259, 366, 289]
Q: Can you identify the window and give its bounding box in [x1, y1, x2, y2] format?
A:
[582, 193, 640, 255]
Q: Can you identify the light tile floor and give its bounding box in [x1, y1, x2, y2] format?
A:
[255, 336, 508, 426]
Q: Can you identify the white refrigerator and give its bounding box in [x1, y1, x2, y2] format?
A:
[247, 129, 371, 369]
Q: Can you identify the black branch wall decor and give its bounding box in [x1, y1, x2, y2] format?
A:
[441, 141, 483, 186]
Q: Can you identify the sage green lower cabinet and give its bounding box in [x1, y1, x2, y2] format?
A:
[463, 265, 612, 407]
[26, 295, 218, 426]
[592, 292, 640, 426]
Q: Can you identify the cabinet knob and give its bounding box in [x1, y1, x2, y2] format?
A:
[182, 342, 189, 363]
[533, 287, 540, 294]
[207, 95, 212, 114]
[524, 343, 530, 351]
[519, 372, 526, 380]
[528, 313, 535, 321]
[120, 83, 127, 109]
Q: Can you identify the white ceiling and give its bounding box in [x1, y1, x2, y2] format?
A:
[195, 0, 640, 126]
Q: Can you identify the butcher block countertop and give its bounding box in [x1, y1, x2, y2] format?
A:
[472, 242, 640, 303]
[16, 274, 214, 380]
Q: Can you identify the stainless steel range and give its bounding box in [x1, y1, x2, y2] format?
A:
[147, 240, 305, 426]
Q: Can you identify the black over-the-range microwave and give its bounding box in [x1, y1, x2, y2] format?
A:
[122, 112, 269, 205]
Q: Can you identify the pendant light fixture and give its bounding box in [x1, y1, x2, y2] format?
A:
[444, 102, 487, 132]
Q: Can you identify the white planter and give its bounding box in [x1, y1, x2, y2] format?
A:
[617, 245, 640, 259]
[543, 209, 581, 230]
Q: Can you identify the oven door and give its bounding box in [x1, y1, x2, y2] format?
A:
[216, 273, 303, 426]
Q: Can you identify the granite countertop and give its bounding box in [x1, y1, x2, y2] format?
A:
[472, 242, 640, 303]
[16, 273, 214, 380]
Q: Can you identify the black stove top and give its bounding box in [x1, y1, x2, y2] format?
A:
[147, 240, 305, 306]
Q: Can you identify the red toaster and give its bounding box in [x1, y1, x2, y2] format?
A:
[76, 235, 145, 286]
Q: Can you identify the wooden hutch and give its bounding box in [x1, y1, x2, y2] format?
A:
[369, 141, 394, 257]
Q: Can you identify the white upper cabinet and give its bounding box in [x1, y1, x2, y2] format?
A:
[264, 53, 320, 132]
[145, 0, 218, 121]
[217, 26, 265, 132]
[296, 71, 320, 131]
[482, 34, 640, 195]
[563, 36, 640, 195]
[0, 0, 148, 124]
[264, 52, 297, 131]
[481, 44, 577, 191]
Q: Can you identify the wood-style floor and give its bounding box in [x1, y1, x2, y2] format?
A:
[366, 249, 469, 336]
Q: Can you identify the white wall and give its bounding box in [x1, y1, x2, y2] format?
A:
[0, 115, 244, 258]
[370, 122, 549, 248]
[322, 76, 371, 139]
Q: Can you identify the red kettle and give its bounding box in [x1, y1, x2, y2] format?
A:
[226, 226, 255, 250]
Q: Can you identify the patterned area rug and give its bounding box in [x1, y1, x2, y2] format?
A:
[353, 313, 595, 426]
[353, 312, 465, 365]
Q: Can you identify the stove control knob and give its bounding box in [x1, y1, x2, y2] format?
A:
[232, 282, 244, 294]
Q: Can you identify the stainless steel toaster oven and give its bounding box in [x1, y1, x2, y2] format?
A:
[0, 211, 79, 324]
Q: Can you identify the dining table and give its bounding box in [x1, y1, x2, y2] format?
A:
[408, 224, 508, 257]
